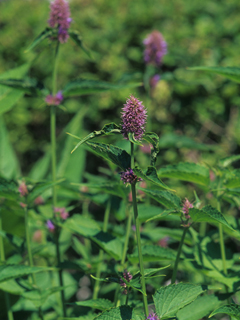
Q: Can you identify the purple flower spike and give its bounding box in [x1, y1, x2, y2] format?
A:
[45, 91, 63, 106]
[46, 220, 55, 232]
[48, 0, 71, 43]
[147, 313, 159, 320]
[54, 207, 69, 220]
[143, 30, 167, 66]
[18, 181, 28, 197]
[120, 168, 142, 186]
[150, 74, 160, 89]
[120, 270, 133, 295]
[121, 95, 147, 141]
[182, 198, 193, 219]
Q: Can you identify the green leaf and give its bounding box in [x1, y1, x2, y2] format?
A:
[219, 155, 240, 168]
[25, 27, 54, 52]
[0, 177, 18, 200]
[85, 141, 131, 171]
[153, 283, 207, 319]
[90, 231, 123, 261]
[0, 230, 24, 253]
[138, 205, 164, 223]
[69, 123, 121, 154]
[158, 133, 216, 151]
[63, 78, 142, 97]
[224, 169, 240, 188]
[27, 179, 64, 203]
[134, 166, 171, 190]
[139, 188, 181, 209]
[0, 265, 53, 283]
[158, 162, 210, 186]
[189, 205, 235, 231]
[70, 298, 114, 311]
[93, 306, 145, 320]
[63, 215, 101, 237]
[177, 293, 232, 320]
[69, 30, 93, 59]
[0, 78, 47, 96]
[142, 132, 160, 166]
[128, 245, 176, 263]
[209, 304, 240, 319]
[0, 64, 30, 115]
[189, 66, 240, 83]
[127, 132, 143, 146]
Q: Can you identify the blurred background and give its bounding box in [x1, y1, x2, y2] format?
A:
[1, 0, 240, 176]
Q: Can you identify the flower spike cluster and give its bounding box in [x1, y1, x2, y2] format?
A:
[45, 91, 64, 106]
[120, 270, 132, 295]
[121, 95, 147, 141]
[143, 30, 167, 66]
[54, 207, 69, 220]
[48, 0, 72, 43]
[146, 313, 159, 320]
[120, 168, 142, 186]
[182, 198, 193, 220]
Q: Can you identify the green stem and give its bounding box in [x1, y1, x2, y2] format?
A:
[171, 227, 188, 284]
[131, 142, 148, 317]
[114, 205, 132, 306]
[0, 215, 14, 320]
[50, 41, 66, 317]
[199, 222, 207, 237]
[93, 198, 111, 299]
[216, 190, 227, 276]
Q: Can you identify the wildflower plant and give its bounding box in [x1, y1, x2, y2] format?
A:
[1, 2, 240, 320]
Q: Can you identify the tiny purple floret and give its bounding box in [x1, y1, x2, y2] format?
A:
[45, 91, 63, 106]
[48, 0, 71, 43]
[121, 95, 147, 141]
[18, 181, 28, 197]
[46, 220, 55, 232]
[120, 168, 142, 186]
[120, 270, 133, 295]
[150, 74, 161, 89]
[143, 30, 167, 66]
[147, 313, 159, 320]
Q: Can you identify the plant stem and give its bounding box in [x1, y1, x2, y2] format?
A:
[0, 214, 14, 320]
[93, 198, 111, 299]
[51, 41, 66, 317]
[171, 227, 188, 284]
[130, 142, 149, 317]
[114, 204, 132, 306]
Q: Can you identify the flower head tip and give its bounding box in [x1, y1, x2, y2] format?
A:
[120, 168, 142, 186]
[143, 30, 167, 66]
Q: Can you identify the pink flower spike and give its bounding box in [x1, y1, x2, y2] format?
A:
[121, 95, 147, 141]
[18, 181, 28, 197]
[48, 0, 71, 43]
[45, 91, 63, 106]
[120, 270, 133, 295]
[182, 198, 193, 219]
[147, 312, 159, 320]
[34, 196, 44, 205]
[143, 30, 167, 66]
[46, 220, 55, 232]
[54, 207, 69, 220]
[120, 168, 142, 186]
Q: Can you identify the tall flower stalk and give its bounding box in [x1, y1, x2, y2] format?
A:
[121, 95, 148, 316]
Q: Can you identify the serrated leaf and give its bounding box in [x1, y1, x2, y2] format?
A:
[142, 132, 160, 166]
[69, 30, 93, 59]
[69, 123, 121, 153]
[224, 169, 240, 188]
[158, 133, 216, 151]
[138, 205, 164, 223]
[0, 78, 47, 96]
[63, 78, 142, 97]
[209, 304, 240, 319]
[158, 162, 210, 186]
[134, 166, 171, 190]
[0, 64, 30, 115]
[219, 155, 240, 168]
[189, 66, 240, 83]
[177, 293, 232, 320]
[70, 298, 114, 311]
[127, 132, 143, 146]
[153, 283, 207, 318]
[139, 188, 181, 209]
[93, 305, 145, 320]
[128, 245, 176, 263]
[63, 215, 101, 237]
[25, 27, 54, 52]
[0, 230, 24, 254]
[0, 177, 18, 200]
[0, 265, 54, 283]
[189, 205, 234, 231]
[85, 141, 131, 171]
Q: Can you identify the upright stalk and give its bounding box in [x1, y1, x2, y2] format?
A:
[50, 42, 66, 317]
[171, 227, 188, 284]
[93, 198, 111, 299]
[0, 214, 14, 320]
[130, 142, 149, 317]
